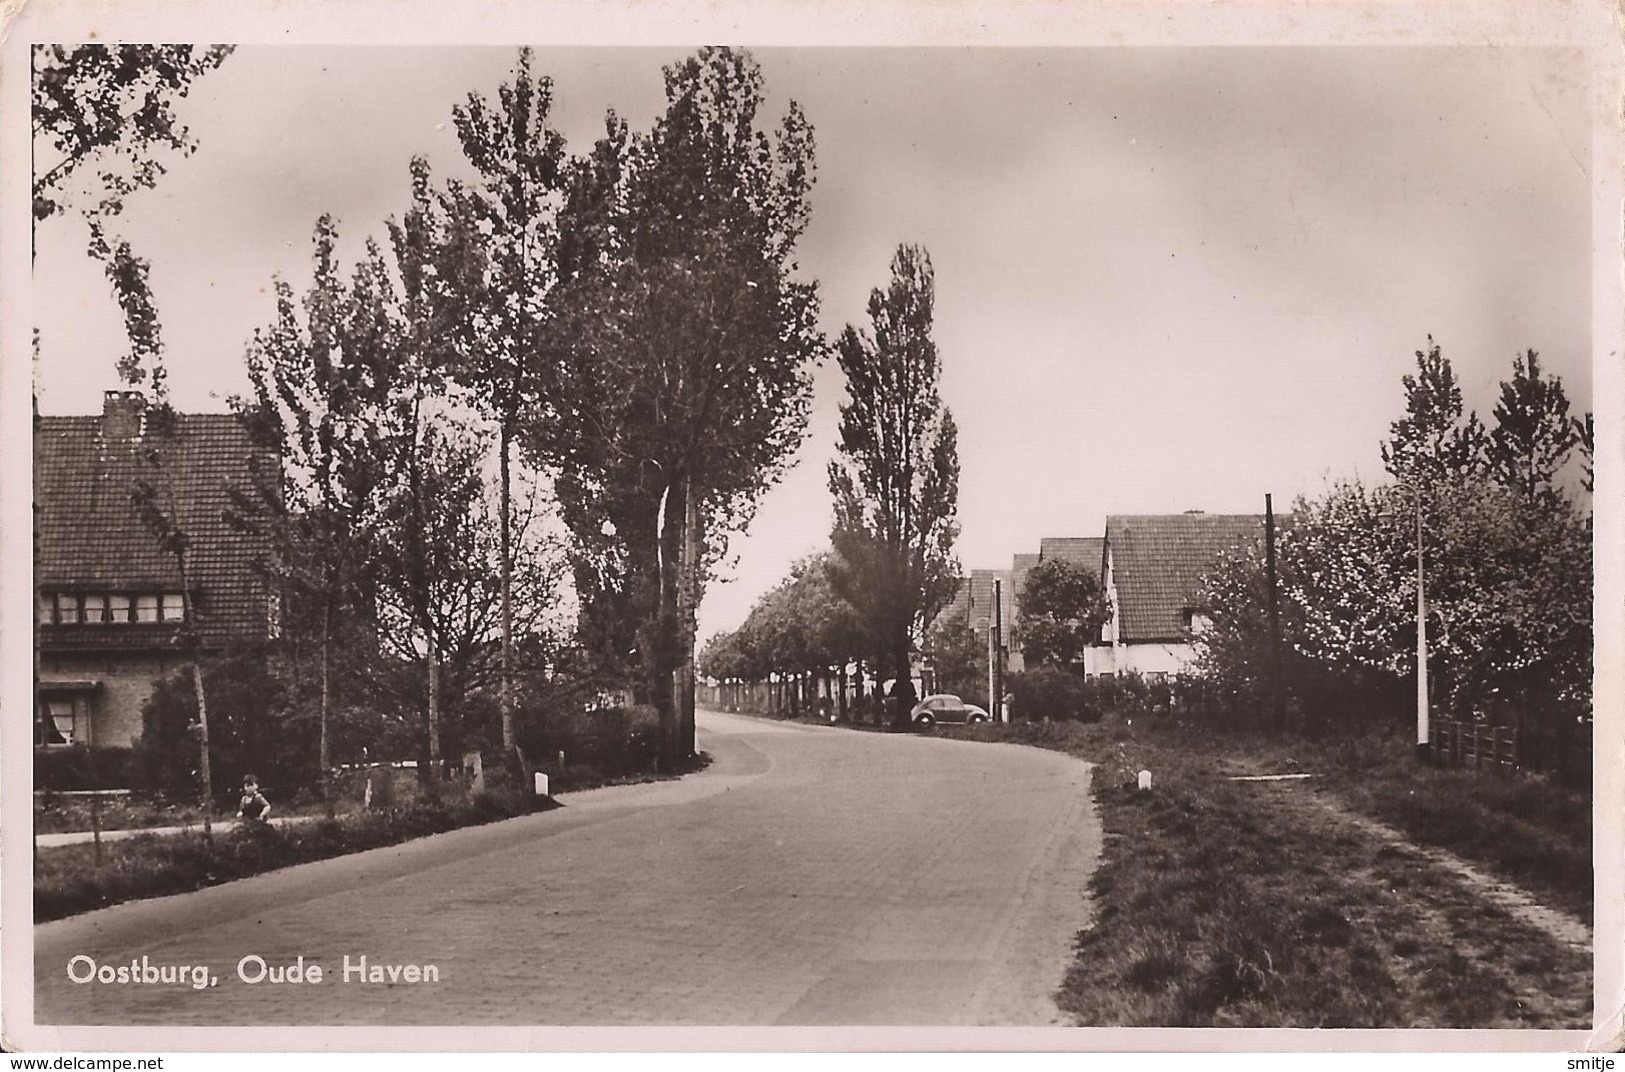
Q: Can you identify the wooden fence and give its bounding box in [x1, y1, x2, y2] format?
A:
[1429, 719, 1519, 774]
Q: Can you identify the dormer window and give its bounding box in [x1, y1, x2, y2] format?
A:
[109, 594, 131, 623]
[135, 594, 159, 623]
[82, 594, 108, 624]
[54, 593, 79, 624]
[161, 593, 187, 622]
[1183, 608, 1212, 635]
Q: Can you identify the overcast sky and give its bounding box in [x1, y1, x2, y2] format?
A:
[32, 46, 1594, 642]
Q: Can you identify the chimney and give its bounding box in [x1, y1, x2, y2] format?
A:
[101, 390, 147, 442]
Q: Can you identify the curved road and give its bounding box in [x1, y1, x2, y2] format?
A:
[33, 708, 1100, 1027]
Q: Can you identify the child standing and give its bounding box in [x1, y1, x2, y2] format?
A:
[237, 775, 272, 822]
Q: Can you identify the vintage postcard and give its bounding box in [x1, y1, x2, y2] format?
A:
[2, 0, 1620, 1056]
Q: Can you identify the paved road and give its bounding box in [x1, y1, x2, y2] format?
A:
[32, 708, 1100, 1027]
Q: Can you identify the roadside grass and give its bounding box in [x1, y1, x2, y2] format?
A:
[1273, 733, 1591, 921]
[35, 754, 709, 923]
[941, 718, 1592, 919]
[939, 718, 1592, 1028]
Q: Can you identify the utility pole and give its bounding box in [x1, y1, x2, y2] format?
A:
[1416, 488, 1430, 758]
[991, 578, 1005, 722]
[1265, 494, 1283, 730]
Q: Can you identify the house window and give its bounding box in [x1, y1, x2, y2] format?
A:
[81, 594, 107, 623]
[54, 593, 79, 624]
[1182, 608, 1212, 635]
[108, 594, 132, 623]
[135, 594, 160, 622]
[38, 594, 53, 625]
[43, 697, 78, 745]
[162, 593, 188, 622]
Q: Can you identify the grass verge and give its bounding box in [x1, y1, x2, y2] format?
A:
[940, 719, 1591, 1028]
[35, 754, 709, 923]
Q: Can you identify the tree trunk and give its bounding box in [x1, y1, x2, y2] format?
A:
[320, 596, 333, 817]
[177, 566, 213, 839]
[892, 634, 914, 727]
[676, 473, 700, 758]
[499, 420, 515, 758]
[190, 655, 213, 838]
[651, 474, 686, 765]
[837, 663, 849, 721]
[426, 642, 441, 801]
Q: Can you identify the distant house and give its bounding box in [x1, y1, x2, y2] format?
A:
[1098, 512, 1266, 679]
[927, 567, 1013, 684]
[35, 391, 277, 751]
[1007, 553, 1040, 673]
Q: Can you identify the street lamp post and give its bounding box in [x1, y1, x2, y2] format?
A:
[992, 578, 1004, 722]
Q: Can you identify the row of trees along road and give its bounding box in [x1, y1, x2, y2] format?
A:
[246, 47, 824, 776]
[1195, 339, 1592, 778]
[701, 245, 963, 726]
[43, 47, 825, 817]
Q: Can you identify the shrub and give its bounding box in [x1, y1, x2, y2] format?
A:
[1011, 665, 1100, 722]
[516, 703, 662, 775]
[35, 747, 137, 791]
[131, 649, 303, 800]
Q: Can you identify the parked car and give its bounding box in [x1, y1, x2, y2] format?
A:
[910, 694, 991, 727]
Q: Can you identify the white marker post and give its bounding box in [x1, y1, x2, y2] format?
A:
[533, 772, 550, 797]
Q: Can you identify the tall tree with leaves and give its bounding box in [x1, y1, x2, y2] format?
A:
[827, 244, 961, 724]
[445, 48, 570, 761]
[1380, 336, 1487, 488]
[341, 160, 475, 793]
[239, 214, 381, 798]
[1487, 349, 1580, 501]
[531, 48, 823, 763]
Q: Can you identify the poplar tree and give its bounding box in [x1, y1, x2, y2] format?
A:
[1380, 336, 1487, 488]
[532, 47, 823, 763]
[446, 48, 569, 762]
[240, 215, 379, 800]
[1487, 349, 1580, 501]
[827, 244, 961, 725]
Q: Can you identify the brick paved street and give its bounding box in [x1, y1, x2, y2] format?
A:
[32, 708, 1100, 1027]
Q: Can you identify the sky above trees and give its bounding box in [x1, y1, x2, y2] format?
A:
[32, 45, 1594, 641]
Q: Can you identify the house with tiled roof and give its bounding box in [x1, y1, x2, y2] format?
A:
[1099, 511, 1266, 677]
[1007, 553, 1040, 673]
[1037, 537, 1104, 579]
[35, 391, 277, 750]
[926, 567, 1014, 688]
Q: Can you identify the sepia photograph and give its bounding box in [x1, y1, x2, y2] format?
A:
[3, 0, 1620, 1054]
